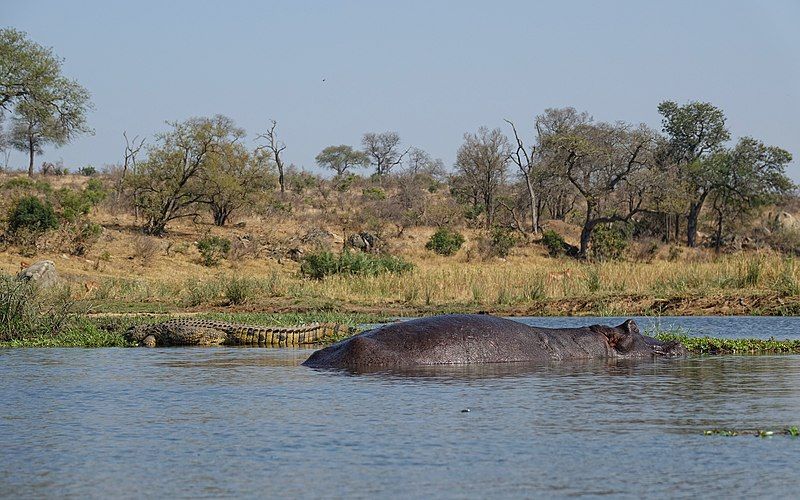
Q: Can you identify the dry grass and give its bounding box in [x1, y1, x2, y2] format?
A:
[1, 173, 798, 317]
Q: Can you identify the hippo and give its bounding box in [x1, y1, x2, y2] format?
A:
[302, 314, 688, 370]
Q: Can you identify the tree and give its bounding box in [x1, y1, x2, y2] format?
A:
[405, 147, 446, 179]
[256, 120, 287, 195]
[127, 115, 239, 235]
[708, 138, 793, 251]
[202, 141, 272, 226]
[454, 127, 511, 229]
[8, 103, 70, 176]
[315, 145, 369, 176]
[544, 115, 656, 258]
[658, 100, 730, 247]
[0, 29, 92, 175]
[505, 119, 541, 233]
[362, 131, 409, 178]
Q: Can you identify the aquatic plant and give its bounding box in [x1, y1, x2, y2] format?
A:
[704, 427, 799, 438]
[654, 333, 800, 355]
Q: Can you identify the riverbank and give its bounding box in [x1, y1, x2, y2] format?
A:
[3, 311, 800, 354]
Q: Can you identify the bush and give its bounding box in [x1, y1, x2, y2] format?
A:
[300, 250, 413, 279]
[541, 230, 577, 257]
[197, 236, 231, 266]
[589, 223, 630, 261]
[223, 277, 255, 306]
[488, 228, 517, 258]
[362, 187, 386, 201]
[7, 196, 58, 234]
[77, 165, 97, 176]
[426, 227, 465, 256]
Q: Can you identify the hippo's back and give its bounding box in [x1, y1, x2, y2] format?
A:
[303, 314, 552, 369]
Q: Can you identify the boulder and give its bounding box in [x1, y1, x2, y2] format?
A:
[775, 212, 800, 231]
[346, 232, 378, 253]
[17, 260, 59, 288]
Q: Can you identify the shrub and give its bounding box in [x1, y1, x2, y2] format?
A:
[542, 230, 574, 257]
[300, 250, 413, 279]
[197, 236, 231, 266]
[589, 223, 630, 261]
[362, 187, 386, 201]
[223, 277, 255, 306]
[132, 235, 160, 265]
[488, 228, 517, 258]
[77, 165, 97, 176]
[425, 227, 465, 256]
[7, 196, 58, 234]
[53, 181, 107, 223]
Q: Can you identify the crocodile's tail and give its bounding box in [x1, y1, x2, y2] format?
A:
[225, 322, 351, 346]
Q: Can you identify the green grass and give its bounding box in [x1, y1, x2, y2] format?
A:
[0, 311, 389, 348]
[0, 318, 134, 347]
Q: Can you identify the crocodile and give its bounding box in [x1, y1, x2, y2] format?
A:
[126, 319, 352, 347]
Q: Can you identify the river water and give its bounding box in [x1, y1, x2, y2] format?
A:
[1, 316, 799, 498]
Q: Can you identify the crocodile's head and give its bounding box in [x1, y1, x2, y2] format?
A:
[125, 325, 157, 347]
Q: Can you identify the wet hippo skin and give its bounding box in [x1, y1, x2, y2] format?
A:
[303, 314, 688, 370]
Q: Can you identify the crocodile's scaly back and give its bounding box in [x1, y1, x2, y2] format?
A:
[126, 319, 352, 347]
[225, 322, 349, 347]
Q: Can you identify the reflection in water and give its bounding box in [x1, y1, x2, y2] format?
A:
[2, 342, 800, 497]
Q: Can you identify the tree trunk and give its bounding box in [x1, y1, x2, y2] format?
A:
[578, 203, 596, 259]
[525, 175, 539, 233]
[686, 191, 708, 247]
[27, 138, 35, 177]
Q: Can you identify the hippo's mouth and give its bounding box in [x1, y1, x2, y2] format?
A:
[651, 340, 688, 357]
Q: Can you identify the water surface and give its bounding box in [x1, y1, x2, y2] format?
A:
[1, 316, 799, 498]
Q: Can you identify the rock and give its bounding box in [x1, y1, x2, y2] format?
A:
[287, 247, 304, 262]
[346, 232, 379, 253]
[775, 212, 800, 231]
[17, 260, 59, 288]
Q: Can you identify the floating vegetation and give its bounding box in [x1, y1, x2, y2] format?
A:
[704, 426, 799, 437]
[655, 333, 800, 355]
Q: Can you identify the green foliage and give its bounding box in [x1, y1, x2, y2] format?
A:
[362, 187, 386, 201]
[300, 250, 413, 280]
[655, 332, 800, 355]
[7, 196, 58, 233]
[488, 228, 517, 258]
[196, 236, 231, 266]
[223, 277, 255, 306]
[315, 145, 369, 176]
[77, 165, 97, 176]
[590, 223, 630, 261]
[1, 29, 93, 175]
[2, 177, 52, 193]
[49, 180, 106, 223]
[425, 227, 465, 256]
[542, 230, 569, 257]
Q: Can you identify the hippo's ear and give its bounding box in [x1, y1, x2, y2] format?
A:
[617, 320, 640, 336]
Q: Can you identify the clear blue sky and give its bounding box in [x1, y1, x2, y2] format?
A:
[5, 0, 800, 179]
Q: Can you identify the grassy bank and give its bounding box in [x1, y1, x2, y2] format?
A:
[0, 311, 386, 348]
[5, 311, 800, 353]
[53, 253, 800, 317]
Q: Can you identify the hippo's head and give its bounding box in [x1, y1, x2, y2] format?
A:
[591, 320, 688, 358]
